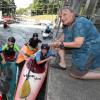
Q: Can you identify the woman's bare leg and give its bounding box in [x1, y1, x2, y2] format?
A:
[70, 71, 100, 79]
[57, 49, 66, 68]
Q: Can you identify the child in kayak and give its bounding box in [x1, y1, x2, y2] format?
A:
[16, 33, 42, 78]
[45, 26, 52, 34]
[0, 37, 19, 100]
[29, 33, 42, 48]
[27, 44, 55, 73]
[2, 36, 20, 62]
[3, 21, 9, 29]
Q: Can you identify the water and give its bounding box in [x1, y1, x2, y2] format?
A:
[0, 23, 42, 47]
[0, 22, 55, 100]
[0, 23, 55, 47]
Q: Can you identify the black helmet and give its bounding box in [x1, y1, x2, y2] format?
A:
[29, 38, 38, 48]
[8, 37, 16, 43]
[41, 44, 50, 51]
[32, 33, 38, 38]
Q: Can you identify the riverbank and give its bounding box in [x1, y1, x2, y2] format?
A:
[16, 15, 57, 24]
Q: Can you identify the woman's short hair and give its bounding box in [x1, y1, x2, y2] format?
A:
[58, 6, 78, 17]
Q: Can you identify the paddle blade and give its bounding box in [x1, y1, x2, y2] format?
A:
[19, 80, 31, 98]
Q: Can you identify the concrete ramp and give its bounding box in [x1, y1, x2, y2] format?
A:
[46, 54, 100, 100]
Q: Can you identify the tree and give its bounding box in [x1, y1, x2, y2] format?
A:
[16, 0, 63, 15]
[16, 8, 27, 15]
[1, 0, 16, 16]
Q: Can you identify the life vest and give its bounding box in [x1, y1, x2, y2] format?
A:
[39, 52, 48, 67]
[16, 44, 38, 64]
[3, 44, 15, 61]
[31, 51, 48, 68]
[31, 51, 47, 72]
[27, 58, 45, 74]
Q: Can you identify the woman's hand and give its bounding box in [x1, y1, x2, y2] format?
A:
[49, 41, 61, 48]
[47, 56, 54, 61]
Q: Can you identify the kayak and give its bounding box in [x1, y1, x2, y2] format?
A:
[14, 58, 48, 100]
[0, 92, 2, 100]
[0, 61, 17, 100]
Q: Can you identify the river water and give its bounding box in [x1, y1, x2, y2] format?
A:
[0, 22, 56, 100]
[0, 23, 47, 47]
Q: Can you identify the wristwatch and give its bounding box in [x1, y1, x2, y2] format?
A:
[60, 42, 64, 49]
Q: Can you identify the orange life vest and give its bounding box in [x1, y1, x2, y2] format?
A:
[16, 44, 38, 64]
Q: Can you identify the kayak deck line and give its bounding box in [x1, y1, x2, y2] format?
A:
[23, 74, 41, 80]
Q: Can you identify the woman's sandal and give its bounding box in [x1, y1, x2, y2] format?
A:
[50, 63, 66, 70]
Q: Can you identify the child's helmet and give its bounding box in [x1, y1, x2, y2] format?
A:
[8, 37, 16, 43]
[32, 33, 38, 38]
[41, 44, 50, 51]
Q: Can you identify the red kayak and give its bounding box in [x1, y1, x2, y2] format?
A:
[14, 58, 48, 100]
[0, 92, 2, 100]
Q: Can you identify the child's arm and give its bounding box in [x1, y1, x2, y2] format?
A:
[1, 53, 6, 64]
[0, 47, 6, 64]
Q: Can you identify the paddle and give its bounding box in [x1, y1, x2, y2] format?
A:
[19, 59, 33, 98]
[54, 18, 61, 40]
[48, 18, 61, 48]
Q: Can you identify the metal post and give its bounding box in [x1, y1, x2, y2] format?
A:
[64, 0, 70, 6]
[91, 0, 99, 17]
[0, 0, 2, 10]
